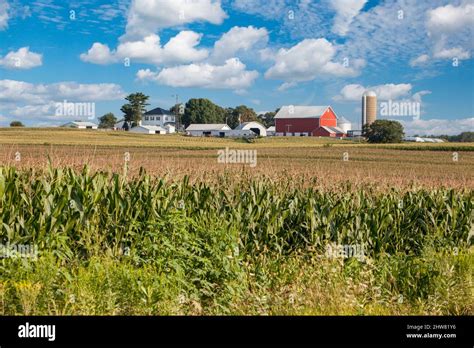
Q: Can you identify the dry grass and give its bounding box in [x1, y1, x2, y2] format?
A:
[1, 142, 472, 190]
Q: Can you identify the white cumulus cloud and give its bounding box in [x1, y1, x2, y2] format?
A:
[427, 2, 474, 62]
[123, 0, 227, 40]
[334, 83, 414, 101]
[0, 79, 124, 106]
[0, 47, 42, 69]
[400, 117, 474, 136]
[0, 79, 126, 124]
[427, 3, 474, 34]
[80, 43, 118, 65]
[211, 26, 269, 62]
[81, 31, 208, 66]
[264, 38, 365, 88]
[136, 58, 258, 90]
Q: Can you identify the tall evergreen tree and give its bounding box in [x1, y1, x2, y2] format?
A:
[121, 93, 150, 127]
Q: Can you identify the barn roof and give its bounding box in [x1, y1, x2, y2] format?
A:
[274, 106, 333, 119]
[234, 121, 266, 130]
[144, 107, 173, 116]
[132, 125, 166, 131]
[62, 121, 98, 127]
[321, 126, 344, 134]
[186, 124, 231, 131]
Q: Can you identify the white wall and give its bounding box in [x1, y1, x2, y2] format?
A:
[142, 114, 175, 127]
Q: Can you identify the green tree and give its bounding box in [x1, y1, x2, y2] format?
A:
[182, 98, 226, 127]
[447, 132, 474, 142]
[10, 121, 24, 127]
[121, 93, 149, 127]
[225, 105, 258, 128]
[98, 113, 117, 129]
[258, 111, 276, 127]
[364, 120, 404, 143]
[120, 104, 133, 126]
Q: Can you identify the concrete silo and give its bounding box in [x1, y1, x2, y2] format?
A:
[362, 91, 377, 127]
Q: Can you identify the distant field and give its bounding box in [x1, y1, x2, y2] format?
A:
[1, 128, 474, 151]
[0, 128, 473, 189]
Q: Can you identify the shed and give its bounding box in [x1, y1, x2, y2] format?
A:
[186, 124, 231, 137]
[129, 125, 166, 134]
[234, 121, 267, 137]
[61, 121, 98, 129]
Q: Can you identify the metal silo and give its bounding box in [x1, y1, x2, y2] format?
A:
[337, 116, 351, 134]
[362, 91, 377, 127]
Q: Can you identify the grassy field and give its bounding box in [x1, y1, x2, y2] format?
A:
[0, 128, 472, 315]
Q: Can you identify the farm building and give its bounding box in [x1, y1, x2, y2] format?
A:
[164, 124, 176, 134]
[114, 119, 130, 130]
[186, 124, 231, 137]
[337, 117, 352, 134]
[143, 107, 175, 128]
[234, 122, 267, 137]
[129, 125, 167, 134]
[266, 126, 275, 136]
[274, 106, 347, 137]
[61, 121, 98, 129]
[227, 129, 257, 137]
[404, 137, 444, 143]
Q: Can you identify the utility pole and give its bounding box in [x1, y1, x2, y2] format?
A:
[286, 124, 292, 135]
[172, 94, 180, 132]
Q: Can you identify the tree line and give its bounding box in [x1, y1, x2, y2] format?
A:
[97, 93, 277, 129]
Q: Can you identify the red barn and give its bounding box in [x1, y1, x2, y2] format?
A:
[274, 105, 346, 137]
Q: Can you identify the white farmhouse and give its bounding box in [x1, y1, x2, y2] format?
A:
[61, 121, 98, 129]
[142, 107, 176, 128]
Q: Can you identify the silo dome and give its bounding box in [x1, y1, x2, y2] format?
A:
[363, 91, 377, 97]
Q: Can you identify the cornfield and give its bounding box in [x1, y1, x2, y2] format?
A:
[0, 165, 473, 315]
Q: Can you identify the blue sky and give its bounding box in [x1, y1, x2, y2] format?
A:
[0, 0, 473, 135]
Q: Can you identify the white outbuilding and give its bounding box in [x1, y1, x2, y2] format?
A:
[266, 126, 276, 136]
[61, 121, 98, 129]
[186, 124, 231, 137]
[404, 137, 445, 143]
[234, 121, 267, 137]
[129, 125, 167, 134]
[164, 124, 176, 134]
